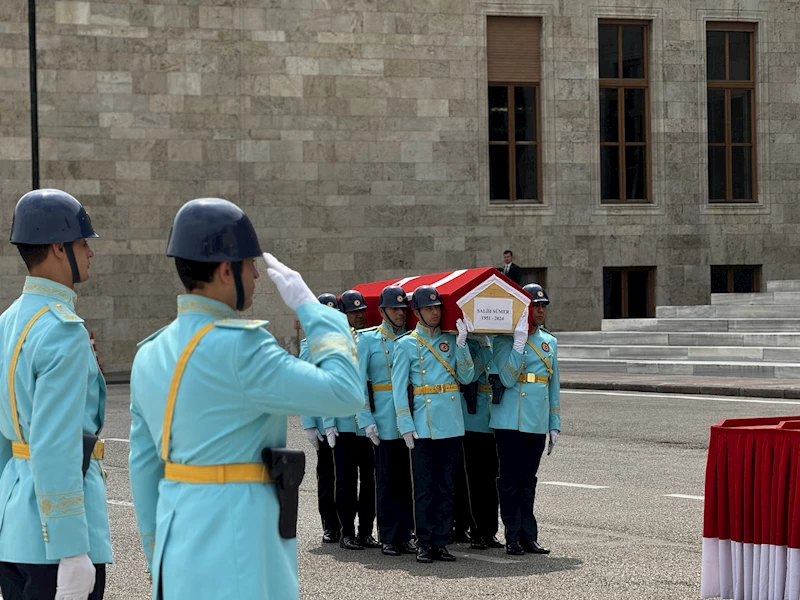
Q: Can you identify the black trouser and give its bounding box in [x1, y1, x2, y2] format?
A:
[463, 430, 500, 539]
[0, 561, 106, 600]
[374, 438, 414, 546]
[453, 444, 475, 535]
[411, 436, 462, 548]
[316, 440, 339, 532]
[495, 429, 546, 543]
[333, 432, 376, 538]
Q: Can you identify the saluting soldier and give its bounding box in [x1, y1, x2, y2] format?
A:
[128, 198, 363, 599]
[322, 290, 380, 551]
[492, 284, 560, 556]
[299, 293, 343, 545]
[0, 189, 111, 600]
[392, 286, 475, 563]
[355, 286, 417, 557]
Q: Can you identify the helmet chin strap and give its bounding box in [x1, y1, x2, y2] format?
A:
[63, 242, 80, 284]
[417, 308, 438, 330]
[381, 308, 403, 330]
[231, 261, 245, 311]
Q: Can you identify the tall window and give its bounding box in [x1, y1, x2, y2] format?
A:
[706, 23, 756, 202]
[487, 16, 541, 202]
[603, 267, 655, 319]
[598, 21, 650, 203]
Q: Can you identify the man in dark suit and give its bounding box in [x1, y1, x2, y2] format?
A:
[499, 250, 522, 284]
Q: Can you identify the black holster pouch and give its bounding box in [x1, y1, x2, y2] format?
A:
[82, 433, 98, 478]
[488, 374, 505, 405]
[461, 381, 479, 415]
[407, 383, 414, 417]
[367, 381, 376, 413]
[261, 448, 306, 539]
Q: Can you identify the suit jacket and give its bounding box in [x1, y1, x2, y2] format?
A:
[499, 262, 522, 285]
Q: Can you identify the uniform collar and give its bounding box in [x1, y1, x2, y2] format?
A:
[379, 321, 405, 339]
[23, 277, 77, 308]
[177, 295, 237, 320]
[414, 323, 440, 339]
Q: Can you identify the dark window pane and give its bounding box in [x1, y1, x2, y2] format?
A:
[708, 146, 727, 200]
[520, 268, 544, 287]
[627, 270, 651, 318]
[514, 86, 537, 142]
[729, 31, 752, 81]
[624, 88, 646, 142]
[603, 270, 623, 319]
[601, 146, 620, 200]
[731, 146, 753, 200]
[599, 25, 619, 79]
[599, 88, 619, 142]
[730, 89, 751, 143]
[621, 26, 645, 79]
[706, 31, 726, 80]
[489, 145, 510, 200]
[515, 145, 538, 200]
[710, 267, 729, 293]
[733, 267, 756, 293]
[489, 86, 509, 142]
[707, 89, 726, 144]
[625, 146, 647, 200]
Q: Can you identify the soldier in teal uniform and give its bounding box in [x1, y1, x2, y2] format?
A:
[391, 285, 475, 563]
[491, 283, 560, 556]
[355, 286, 416, 557]
[0, 189, 111, 600]
[300, 293, 342, 545]
[128, 198, 363, 600]
[322, 290, 380, 551]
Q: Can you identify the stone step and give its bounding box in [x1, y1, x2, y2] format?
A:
[559, 358, 800, 379]
[554, 331, 800, 347]
[711, 292, 800, 305]
[601, 318, 800, 333]
[656, 305, 800, 318]
[559, 344, 800, 363]
[767, 280, 800, 292]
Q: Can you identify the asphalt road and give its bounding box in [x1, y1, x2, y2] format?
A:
[97, 385, 800, 600]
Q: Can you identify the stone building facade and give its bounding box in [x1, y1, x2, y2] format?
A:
[0, 0, 797, 372]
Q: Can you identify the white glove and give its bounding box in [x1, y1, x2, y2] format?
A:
[547, 430, 559, 455]
[513, 307, 530, 354]
[364, 424, 380, 446]
[262, 253, 316, 311]
[55, 553, 96, 600]
[403, 431, 419, 450]
[455, 318, 469, 347]
[304, 427, 321, 451]
[325, 426, 339, 448]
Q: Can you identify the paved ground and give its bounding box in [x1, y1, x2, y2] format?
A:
[98, 384, 800, 600]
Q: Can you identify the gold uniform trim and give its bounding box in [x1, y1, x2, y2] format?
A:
[9, 307, 50, 443]
[517, 373, 549, 384]
[12, 440, 104, 460]
[413, 384, 460, 394]
[372, 383, 393, 392]
[38, 491, 84, 518]
[478, 384, 493, 393]
[526, 340, 553, 376]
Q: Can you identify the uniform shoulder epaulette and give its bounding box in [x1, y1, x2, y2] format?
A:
[394, 331, 413, 342]
[540, 327, 556, 339]
[216, 319, 269, 330]
[47, 302, 84, 324]
[360, 325, 380, 333]
[137, 325, 169, 347]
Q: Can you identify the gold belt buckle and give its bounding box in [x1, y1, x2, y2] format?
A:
[433, 384, 445, 394]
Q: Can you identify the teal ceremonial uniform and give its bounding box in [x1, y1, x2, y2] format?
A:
[0, 277, 112, 564]
[321, 330, 365, 434]
[299, 340, 326, 436]
[129, 295, 362, 600]
[355, 323, 405, 439]
[462, 339, 494, 434]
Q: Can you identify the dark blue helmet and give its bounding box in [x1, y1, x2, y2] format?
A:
[10, 189, 98, 245]
[318, 293, 340, 311]
[412, 285, 442, 310]
[523, 283, 549, 305]
[379, 285, 408, 309]
[339, 290, 366, 313]
[166, 198, 261, 262]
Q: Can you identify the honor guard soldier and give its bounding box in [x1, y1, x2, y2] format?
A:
[457, 336, 504, 550]
[492, 284, 560, 556]
[299, 293, 342, 545]
[128, 198, 363, 600]
[391, 286, 475, 563]
[355, 286, 417, 557]
[0, 189, 111, 600]
[322, 290, 380, 551]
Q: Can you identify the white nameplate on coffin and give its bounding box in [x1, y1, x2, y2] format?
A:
[473, 297, 514, 331]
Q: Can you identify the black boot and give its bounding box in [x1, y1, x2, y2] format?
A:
[400, 540, 418, 554]
[470, 535, 487, 550]
[322, 529, 340, 544]
[485, 535, 504, 549]
[416, 546, 433, 563]
[435, 546, 456, 561]
[521, 540, 550, 554]
[382, 544, 400, 556]
[340, 535, 363, 550]
[357, 533, 381, 549]
[506, 541, 524, 556]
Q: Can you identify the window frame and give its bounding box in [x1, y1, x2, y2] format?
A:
[710, 264, 761, 293]
[519, 267, 547, 289]
[603, 266, 656, 319]
[598, 19, 652, 204]
[488, 82, 543, 203]
[706, 22, 757, 203]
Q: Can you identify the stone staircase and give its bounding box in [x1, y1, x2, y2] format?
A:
[557, 280, 800, 379]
